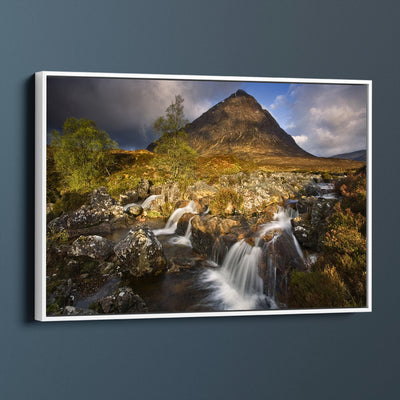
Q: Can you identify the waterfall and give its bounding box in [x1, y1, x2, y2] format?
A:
[168, 216, 195, 247]
[123, 194, 161, 212]
[153, 200, 197, 236]
[201, 240, 268, 310]
[257, 207, 303, 261]
[202, 207, 302, 310]
[141, 194, 161, 209]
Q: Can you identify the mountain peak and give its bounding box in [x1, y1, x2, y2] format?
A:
[233, 89, 251, 97]
[185, 90, 312, 160]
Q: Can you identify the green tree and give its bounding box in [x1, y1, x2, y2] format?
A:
[153, 94, 188, 135]
[50, 117, 118, 190]
[152, 95, 197, 180]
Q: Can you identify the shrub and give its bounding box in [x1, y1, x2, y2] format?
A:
[210, 188, 243, 216]
[335, 169, 366, 216]
[289, 269, 348, 308]
[52, 191, 90, 217]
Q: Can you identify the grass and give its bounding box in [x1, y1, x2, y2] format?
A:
[47, 147, 366, 215]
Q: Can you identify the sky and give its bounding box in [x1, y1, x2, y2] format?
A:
[47, 76, 369, 157]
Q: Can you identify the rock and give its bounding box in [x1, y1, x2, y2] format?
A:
[125, 204, 143, 216]
[304, 181, 320, 197]
[191, 215, 240, 256]
[89, 187, 116, 208]
[292, 197, 338, 251]
[46, 244, 71, 267]
[47, 187, 127, 239]
[47, 279, 76, 308]
[119, 190, 139, 206]
[186, 181, 218, 201]
[63, 306, 97, 316]
[70, 235, 115, 260]
[176, 213, 196, 236]
[160, 182, 182, 204]
[137, 178, 150, 200]
[210, 234, 238, 265]
[258, 231, 304, 305]
[92, 287, 148, 314]
[114, 226, 167, 277]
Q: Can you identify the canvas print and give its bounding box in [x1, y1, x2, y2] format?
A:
[37, 72, 371, 320]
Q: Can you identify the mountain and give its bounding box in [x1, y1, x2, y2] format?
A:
[184, 89, 313, 160]
[331, 150, 366, 162]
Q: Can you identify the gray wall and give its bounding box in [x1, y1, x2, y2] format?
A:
[0, 1, 398, 399]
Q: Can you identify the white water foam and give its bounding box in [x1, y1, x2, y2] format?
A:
[153, 201, 197, 236]
[202, 207, 302, 310]
[169, 216, 195, 247]
[141, 194, 161, 209]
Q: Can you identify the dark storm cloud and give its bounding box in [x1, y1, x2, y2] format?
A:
[47, 76, 241, 149]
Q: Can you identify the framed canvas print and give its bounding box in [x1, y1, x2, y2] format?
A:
[35, 72, 372, 321]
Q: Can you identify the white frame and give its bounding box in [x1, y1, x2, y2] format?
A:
[35, 71, 372, 322]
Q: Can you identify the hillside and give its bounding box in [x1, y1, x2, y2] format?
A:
[331, 150, 366, 162]
[184, 89, 313, 161]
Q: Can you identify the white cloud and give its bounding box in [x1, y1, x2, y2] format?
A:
[270, 84, 368, 156]
[293, 135, 308, 146]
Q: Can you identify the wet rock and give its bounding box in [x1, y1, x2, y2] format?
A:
[210, 234, 238, 265]
[176, 213, 196, 236]
[125, 204, 143, 217]
[292, 197, 338, 251]
[304, 182, 320, 197]
[92, 287, 148, 314]
[259, 231, 304, 305]
[114, 226, 167, 277]
[70, 235, 115, 260]
[191, 215, 240, 256]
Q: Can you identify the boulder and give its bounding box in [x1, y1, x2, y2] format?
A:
[47, 187, 126, 238]
[92, 287, 148, 314]
[119, 190, 139, 206]
[89, 187, 116, 209]
[258, 231, 304, 305]
[176, 213, 196, 236]
[114, 226, 167, 277]
[125, 204, 143, 217]
[191, 215, 240, 256]
[292, 197, 338, 251]
[303, 181, 320, 197]
[70, 235, 115, 260]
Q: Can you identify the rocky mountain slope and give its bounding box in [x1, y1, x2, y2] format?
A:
[184, 89, 313, 160]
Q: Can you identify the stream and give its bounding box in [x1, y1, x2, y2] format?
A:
[76, 185, 335, 313]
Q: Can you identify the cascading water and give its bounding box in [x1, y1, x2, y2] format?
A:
[201, 240, 268, 310]
[153, 201, 197, 236]
[141, 194, 161, 209]
[168, 216, 195, 247]
[122, 194, 161, 212]
[202, 206, 303, 310]
[257, 207, 303, 261]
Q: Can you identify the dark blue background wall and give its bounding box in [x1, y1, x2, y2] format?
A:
[1, 1, 398, 399]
